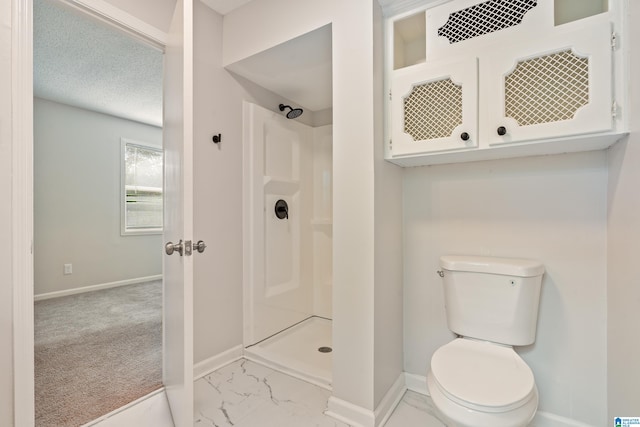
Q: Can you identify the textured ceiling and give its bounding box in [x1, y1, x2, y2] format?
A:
[34, 0, 163, 127]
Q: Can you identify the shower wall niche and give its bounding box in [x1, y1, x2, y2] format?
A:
[243, 102, 333, 346]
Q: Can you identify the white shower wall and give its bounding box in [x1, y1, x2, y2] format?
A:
[312, 125, 333, 318]
[243, 102, 332, 346]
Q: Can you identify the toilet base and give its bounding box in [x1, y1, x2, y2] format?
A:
[427, 371, 538, 427]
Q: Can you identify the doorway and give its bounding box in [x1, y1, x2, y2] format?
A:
[33, 0, 164, 424]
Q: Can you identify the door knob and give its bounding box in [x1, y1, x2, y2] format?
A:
[194, 240, 207, 253]
[165, 240, 184, 256]
[497, 126, 507, 136]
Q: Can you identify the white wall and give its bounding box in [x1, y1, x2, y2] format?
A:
[102, 0, 176, 33]
[607, 138, 640, 419]
[192, 1, 244, 363]
[33, 98, 162, 295]
[373, 0, 404, 409]
[403, 151, 608, 426]
[1, 0, 14, 423]
[607, 0, 640, 417]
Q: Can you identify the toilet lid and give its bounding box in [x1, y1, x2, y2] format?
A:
[430, 339, 535, 411]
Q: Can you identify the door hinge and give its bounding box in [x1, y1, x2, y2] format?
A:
[611, 31, 618, 50]
[612, 101, 618, 119]
[389, 89, 392, 101]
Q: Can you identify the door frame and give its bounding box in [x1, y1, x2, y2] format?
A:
[12, 1, 169, 424]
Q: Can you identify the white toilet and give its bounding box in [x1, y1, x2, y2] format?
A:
[427, 255, 545, 427]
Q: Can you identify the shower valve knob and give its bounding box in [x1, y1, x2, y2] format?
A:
[275, 199, 289, 220]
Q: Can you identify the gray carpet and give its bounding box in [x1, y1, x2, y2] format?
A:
[35, 281, 163, 427]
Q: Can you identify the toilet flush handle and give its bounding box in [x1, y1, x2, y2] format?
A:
[437, 270, 444, 278]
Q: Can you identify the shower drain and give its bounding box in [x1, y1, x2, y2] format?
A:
[318, 346, 332, 353]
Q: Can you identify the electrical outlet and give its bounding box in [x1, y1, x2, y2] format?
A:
[64, 264, 72, 275]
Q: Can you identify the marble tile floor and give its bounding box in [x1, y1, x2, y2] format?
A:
[194, 358, 444, 427]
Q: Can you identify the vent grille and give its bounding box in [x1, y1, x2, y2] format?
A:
[403, 78, 463, 141]
[438, 0, 537, 44]
[505, 49, 589, 126]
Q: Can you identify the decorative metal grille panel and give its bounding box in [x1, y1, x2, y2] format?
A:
[505, 49, 589, 126]
[438, 0, 537, 44]
[403, 78, 463, 141]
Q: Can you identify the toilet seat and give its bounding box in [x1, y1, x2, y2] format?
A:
[430, 338, 536, 412]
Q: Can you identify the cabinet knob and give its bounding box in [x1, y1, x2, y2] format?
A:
[460, 132, 470, 141]
[497, 126, 507, 136]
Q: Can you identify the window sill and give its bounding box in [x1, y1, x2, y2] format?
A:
[121, 228, 163, 237]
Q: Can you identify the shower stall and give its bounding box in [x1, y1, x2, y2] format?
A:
[242, 102, 333, 388]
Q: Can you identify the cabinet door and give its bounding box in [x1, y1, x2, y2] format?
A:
[485, 18, 612, 145]
[391, 57, 478, 156]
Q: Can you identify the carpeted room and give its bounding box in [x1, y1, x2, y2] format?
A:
[34, 281, 162, 426]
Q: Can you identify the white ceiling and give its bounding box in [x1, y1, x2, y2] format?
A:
[226, 24, 332, 112]
[199, 0, 253, 15]
[33, 0, 442, 126]
[205, 0, 444, 17]
[34, 0, 163, 126]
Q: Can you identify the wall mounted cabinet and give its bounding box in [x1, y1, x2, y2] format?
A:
[385, 0, 626, 166]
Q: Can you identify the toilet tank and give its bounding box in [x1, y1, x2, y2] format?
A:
[440, 255, 544, 346]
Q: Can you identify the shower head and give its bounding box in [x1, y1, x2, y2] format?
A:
[279, 104, 303, 119]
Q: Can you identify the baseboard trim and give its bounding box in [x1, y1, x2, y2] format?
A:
[404, 372, 429, 396]
[81, 388, 172, 427]
[243, 345, 332, 390]
[34, 275, 162, 301]
[532, 411, 597, 427]
[325, 373, 406, 427]
[402, 373, 593, 427]
[326, 396, 375, 427]
[193, 345, 244, 380]
[374, 373, 407, 427]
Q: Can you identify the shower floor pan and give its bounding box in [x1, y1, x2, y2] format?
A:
[244, 316, 332, 389]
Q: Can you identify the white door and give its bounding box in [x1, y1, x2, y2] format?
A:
[243, 102, 314, 345]
[163, 0, 194, 425]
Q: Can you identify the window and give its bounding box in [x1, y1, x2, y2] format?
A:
[121, 139, 163, 235]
